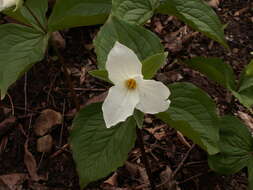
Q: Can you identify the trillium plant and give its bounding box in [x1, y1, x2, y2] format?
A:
[0, 0, 253, 189]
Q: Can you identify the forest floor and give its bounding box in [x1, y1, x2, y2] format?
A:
[0, 0, 253, 190]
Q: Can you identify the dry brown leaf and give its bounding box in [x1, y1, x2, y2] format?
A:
[34, 109, 62, 136]
[0, 173, 28, 190]
[51, 31, 66, 49]
[37, 135, 53, 153]
[207, 0, 220, 8]
[104, 172, 118, 186]
[24, 140, 40, 181]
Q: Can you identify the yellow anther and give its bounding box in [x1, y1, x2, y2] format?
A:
[126, 79, 137, 90]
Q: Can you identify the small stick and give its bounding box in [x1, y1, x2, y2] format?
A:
[173, 144, 195, 177]
[136, 127, 156, 190]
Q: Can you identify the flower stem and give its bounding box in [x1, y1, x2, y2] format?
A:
[136, 127, 156, 190]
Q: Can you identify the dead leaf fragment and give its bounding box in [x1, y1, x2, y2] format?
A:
[24, 140, 40, 181]
[51, 31, 66, 49]
[207, 0, 220, 8]
[104, 172, 118, 186]
[37, 135, 53, 153]
[34, 109, 62, 136]
[0, 173, 28, 190]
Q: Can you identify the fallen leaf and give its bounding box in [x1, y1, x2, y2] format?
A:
[104, 172, 118, 186]
[207, 0, 220, 8]
[24, 140, 40, 181]
[0, 173, 28, 190]
[34, 109, 62, 136]
[51, 31, 66, 50]
[37, 135, 53, 153]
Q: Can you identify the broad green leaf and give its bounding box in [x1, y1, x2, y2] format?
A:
[208, 116, 253, 174]
[4, 0, 48, 33]
[134, 109, 144, 129]
[48, 0, 111, 31]
[184, 57, 236, 90]
[157, 0, 228, 48]
[142, 52, 167, 79]
[248, 159, 253, 190]
[112, 0, 159, 24]
[232, 60, 253, 109]
[232, 90, 253, 110]
[89, 70, 111, 83]
[157, 82, 219, 155]
[69, 103, 137, 188]
[94, 16, 164, 69]
[239, 60, 253, 92]
[0, 24, 48, 99]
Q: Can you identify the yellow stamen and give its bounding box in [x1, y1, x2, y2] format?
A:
[126, 79, 137, 90]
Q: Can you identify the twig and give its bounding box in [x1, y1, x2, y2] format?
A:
[6, 93, 14, 116]
[59, 99, 66, 146]
[178, 169, 211, 184]
[173, 144, 195, 177]
[136, 127, 156, 190]
[24, 73, 27, 115]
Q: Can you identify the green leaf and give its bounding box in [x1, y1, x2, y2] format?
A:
[94, 16, 164, 69]
[134, 109, 144, 129]
[157, 82, 219, 155]
[69, 103, 137, 188]
[4, 0, 48, 33]
[248, 159, 253, 190]
[157, 0, 228, 48]
[21, 0, 48, 31]
[142, 52, 167, 79]
[0, 24, 48, 99]
[184, 57, 236, 90]
[232, 90, 253, 110]
[208, 116, 253, 174]
[112, 0, 159, 24]
[231, 60, 253, 109]
[48, 0, 111, 31]
[239, 60, 253, 92]
[89, 69, 111, 83]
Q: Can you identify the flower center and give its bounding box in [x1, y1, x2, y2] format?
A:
[126, 79, 137, 90]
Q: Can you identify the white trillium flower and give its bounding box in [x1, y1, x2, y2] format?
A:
[102, 41, 171, 128]
[0, 0, 21, 12]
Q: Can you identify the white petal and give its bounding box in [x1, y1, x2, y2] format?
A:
[0, 0, 16, 11]
[136, 80, 171, 114]
[106, 41, 142, 84]
[102, 85, 139, 128]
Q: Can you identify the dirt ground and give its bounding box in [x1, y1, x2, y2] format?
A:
[0, 0, 253, 189]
